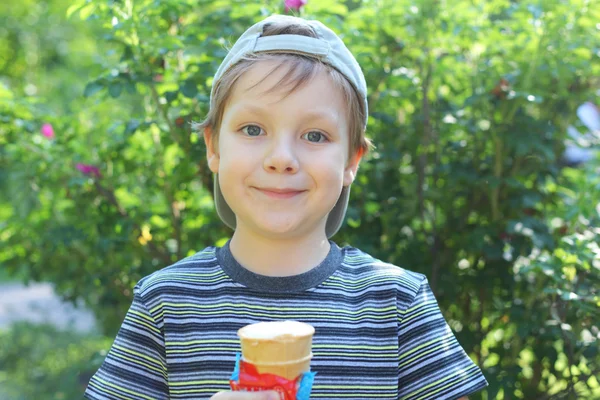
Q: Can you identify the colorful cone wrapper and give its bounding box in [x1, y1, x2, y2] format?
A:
[230, 353, 316, 400]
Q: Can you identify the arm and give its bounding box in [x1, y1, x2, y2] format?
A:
[397, 277, 487, 400]
[84, 286, 169, 399]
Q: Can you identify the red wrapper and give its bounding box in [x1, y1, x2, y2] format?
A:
[230, 360, 300, 400]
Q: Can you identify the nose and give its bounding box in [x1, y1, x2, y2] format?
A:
[263, 134, 299, 173]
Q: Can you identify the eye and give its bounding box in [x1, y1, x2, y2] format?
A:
[241, 125, 264, 137]
[303, 131, 328, 143]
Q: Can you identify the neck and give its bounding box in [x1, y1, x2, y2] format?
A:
[228, 226, 331, 277]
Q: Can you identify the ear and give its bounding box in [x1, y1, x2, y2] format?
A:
[343, 147, 364, 186]
[203, 127, 220, 173]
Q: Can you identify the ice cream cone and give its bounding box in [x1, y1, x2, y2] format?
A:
[238, 320, 315, 380]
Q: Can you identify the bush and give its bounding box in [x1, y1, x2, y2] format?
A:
[0, 322, 111, 400]
[1, 0, 599, 398]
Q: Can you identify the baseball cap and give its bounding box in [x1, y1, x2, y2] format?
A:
[210, 14, 367, 238]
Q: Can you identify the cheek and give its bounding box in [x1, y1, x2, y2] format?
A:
[311, 153, 346, 186]
[217, 142, 257, 183]
[219, 154, 245, 176]
[218, 135, 246, 164]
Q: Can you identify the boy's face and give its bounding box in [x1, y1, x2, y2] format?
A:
[205, 60, 361, 240]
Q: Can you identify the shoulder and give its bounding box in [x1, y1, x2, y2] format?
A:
[337, 245, 426, 295]
[134, 246, 222, 297]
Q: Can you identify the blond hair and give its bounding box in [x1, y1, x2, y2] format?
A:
[197, 20, 372, 158]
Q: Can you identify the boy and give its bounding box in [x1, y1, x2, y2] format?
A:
[85, 14, 488, 400]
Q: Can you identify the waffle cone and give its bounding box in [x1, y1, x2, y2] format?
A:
[238, 321, 315, 380]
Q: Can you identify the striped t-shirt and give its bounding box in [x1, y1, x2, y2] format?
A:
[85, 241, 488, 400]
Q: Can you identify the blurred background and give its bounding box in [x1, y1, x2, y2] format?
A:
[1, 0, 599, 398]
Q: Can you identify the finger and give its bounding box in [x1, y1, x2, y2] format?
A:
[210, 391, 280, 400]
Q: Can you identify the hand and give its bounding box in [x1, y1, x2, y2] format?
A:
[210, 391, 280, 400]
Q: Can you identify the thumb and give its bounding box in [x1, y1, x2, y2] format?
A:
[260, 392, 280, 400]
[251, 392, 280, 400]
[211, 391, 280, 400]
[248, 391, 280, 400]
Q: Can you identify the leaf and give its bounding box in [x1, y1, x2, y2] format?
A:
[108, 82, 123, 98]
[370, 112, 396, 125]
[83, 81, 104, 97]
[125, 119, 141, 134]
[195, 93, 209, 103]
[125, 81, 137, 94]
[66, 0, 89, 19]
[68, 177, 89, 187]
[165, 91, 179, 103]
[180, 80, 198, 98]
[120, 46, 134, 62]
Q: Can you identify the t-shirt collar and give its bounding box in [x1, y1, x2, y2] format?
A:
[216, 240, 342, 293]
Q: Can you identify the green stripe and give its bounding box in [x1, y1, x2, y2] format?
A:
[313, 344, 397, 350]
[165, 270, 223, 278]
[399, 302, 439, 323]
[155, 302, 396, 314]
[398, 332, 453, 363]
[404, 299, 437, 314]
[144, 266, 223, 286]
[168, 347, 396, 357]
[312, 392, 395, 397]
[315, 352, 395, 358]
[414, 365, 481, 400]
[154, 302, 396, 321]
[113, 344, 166, 372]
[165, 341, 396, 350]
[93, 376, 157, 400]
[400, 363, 480, 400]
[168, 346, 237, 354]
[328, 274, 402, 285]
[126, 310, 161, 334]
[89, 380, 137, 400]
[146, 275, 229, 286]
[399, 341, 455, 369]
[170, 387, 229, 395]
[159, 308, 395, 321]
[111, 351, 167, 378]
[323, 279, 418, 292]
[329, 274, 420, 291]
[314, 384, 397, 390]
[169, 379, 229, 387]
[167, 339, 239, 346]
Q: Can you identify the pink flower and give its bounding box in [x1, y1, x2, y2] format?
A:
[41, 123, 55, 139]
[76, 163, 102, 178]
[285, 0, 307, 12]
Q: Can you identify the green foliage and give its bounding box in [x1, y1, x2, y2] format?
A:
[507, 161, 600, 398]
[0, 322, 111, 400]
[1, 0, 599, 398]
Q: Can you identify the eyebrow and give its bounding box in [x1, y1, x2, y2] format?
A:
[234, 103, 341, 126]
[234, 103, 270, 117]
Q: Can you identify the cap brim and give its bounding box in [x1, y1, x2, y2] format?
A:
[214, 175, 236, 231]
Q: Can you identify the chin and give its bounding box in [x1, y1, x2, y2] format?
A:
[256, 220, 301, 236]
[250, 216, 317, 238]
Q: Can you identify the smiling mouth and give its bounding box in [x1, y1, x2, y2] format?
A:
[254, 187, 306, 199]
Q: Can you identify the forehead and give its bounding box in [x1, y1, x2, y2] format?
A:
[225, 59, 349, 121]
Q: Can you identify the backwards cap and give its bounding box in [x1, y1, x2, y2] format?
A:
[210, 14, 368, 238]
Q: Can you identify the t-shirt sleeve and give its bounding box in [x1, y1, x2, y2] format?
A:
[84, 285, 169, 400]
[397, 277, 488, 400]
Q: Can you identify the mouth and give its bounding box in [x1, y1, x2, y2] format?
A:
[253, 187, 306, 199]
